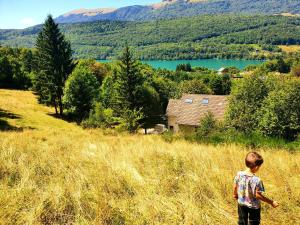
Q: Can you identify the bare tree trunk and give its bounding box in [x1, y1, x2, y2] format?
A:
[54, 101, 58, 115]
[59, 95, 63, 116]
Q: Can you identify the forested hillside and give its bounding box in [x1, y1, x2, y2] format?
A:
[55, 0, 300, 24]
[1, 14, 300, 60]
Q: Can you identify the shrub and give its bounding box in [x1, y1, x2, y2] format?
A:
[176, 63, 192, 72]
[196, 112, 217, 137]
[82, 102, 118, 128]
[226, 73, 274, 132]
[258, 79, 300, 140]
[179, 79, 212, 95]
[117, 109, 144, 133]
[63, 66, 99, 120]
[259, 58, 290, 73]
[208, 74, 231, 95]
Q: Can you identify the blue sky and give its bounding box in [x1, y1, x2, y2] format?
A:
[0, 0, 161, 29]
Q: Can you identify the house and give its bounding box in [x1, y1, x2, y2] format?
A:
[166, 94, 228, 133]
[218, 67, 228, 75]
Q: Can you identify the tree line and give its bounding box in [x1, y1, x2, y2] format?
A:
[0, 47, 34, 89]
[1, 14, 299, 60]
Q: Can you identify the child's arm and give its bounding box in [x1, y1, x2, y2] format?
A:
[233, 184, 238, 200]
[255, 190, 279, 208]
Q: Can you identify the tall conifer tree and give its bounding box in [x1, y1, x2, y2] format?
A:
[34, 15, 73, 115]
[114, 45, 144, 113]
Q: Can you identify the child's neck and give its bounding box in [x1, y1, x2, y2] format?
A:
[244, 168, 256, 175]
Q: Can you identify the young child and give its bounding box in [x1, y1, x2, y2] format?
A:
[233, 151, 279, 225]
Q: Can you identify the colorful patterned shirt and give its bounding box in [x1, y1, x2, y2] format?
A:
[234, 171, 265, 209]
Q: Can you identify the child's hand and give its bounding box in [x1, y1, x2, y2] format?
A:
[272, 201, 279, 208]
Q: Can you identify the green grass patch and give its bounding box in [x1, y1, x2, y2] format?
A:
[185, 129, 300, 151]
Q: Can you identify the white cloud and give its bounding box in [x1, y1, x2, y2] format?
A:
[20, 18, 35, 27]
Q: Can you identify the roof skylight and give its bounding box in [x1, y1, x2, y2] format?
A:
[202, 98, 209, 105]
[184, 99, 193, 104]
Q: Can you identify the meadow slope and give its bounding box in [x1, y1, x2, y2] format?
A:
[0, 89, 299, 225]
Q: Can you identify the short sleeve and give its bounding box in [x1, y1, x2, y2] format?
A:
[234, 172, 240, 185]
[256, 179, 265, 193]
[250, 177, 265, 195]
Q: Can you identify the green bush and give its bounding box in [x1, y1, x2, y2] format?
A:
[196, 112, 217, 137]
[63, 66, 99, 120]
[208, 74, 231, 95]
[191, 127, 299, 150]
[226, 73, 276, 132]
[116, 109, 144, 133]
[258, 79, 300, 140]
[176, 63, 192, 72]
[82, 102, 118, 128]
[179, 79, 212, 95]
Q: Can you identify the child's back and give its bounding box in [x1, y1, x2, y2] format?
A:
[233, 152, 279, 225]
[234, 170, 264, 209]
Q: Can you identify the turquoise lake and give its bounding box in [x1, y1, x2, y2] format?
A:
[98, 59, 264, 71]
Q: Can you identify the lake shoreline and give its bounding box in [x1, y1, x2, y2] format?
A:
[98, 59, 264, 71]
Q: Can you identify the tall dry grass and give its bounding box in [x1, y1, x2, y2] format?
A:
[0, 89, 299, 225]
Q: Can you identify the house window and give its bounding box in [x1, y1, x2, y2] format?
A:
[184, 99, 193, 104]
[202, 98, 209, 105]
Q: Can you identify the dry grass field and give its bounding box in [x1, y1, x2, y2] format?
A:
[278, 45, 300, 53]
[0, 89, 299, 225]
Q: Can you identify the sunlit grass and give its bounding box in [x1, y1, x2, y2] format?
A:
[0, 89, 299, 224]
[278, 45, 300, 53]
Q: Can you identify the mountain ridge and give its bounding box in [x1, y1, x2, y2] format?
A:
[55, 0, 300, 24]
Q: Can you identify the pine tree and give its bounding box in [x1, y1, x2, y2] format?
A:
[34, 15, 73, 115]
[100, 46, 164, 132]
[114, 45, 144, 113]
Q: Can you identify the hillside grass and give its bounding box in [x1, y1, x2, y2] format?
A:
[278, 45, 300, 53]
[0, 89, 299, 225]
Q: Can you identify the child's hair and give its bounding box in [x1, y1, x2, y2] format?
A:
[245, 151, 264, 169]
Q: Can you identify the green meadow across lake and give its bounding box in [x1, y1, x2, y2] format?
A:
[98, 59, 264, 70]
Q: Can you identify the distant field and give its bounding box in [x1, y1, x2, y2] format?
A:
[278, 45, 300, 52]
[0, 89, 299, 224]
[280, 13, 300, 17]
